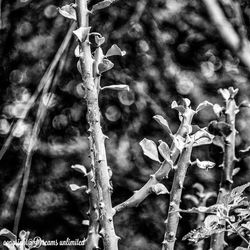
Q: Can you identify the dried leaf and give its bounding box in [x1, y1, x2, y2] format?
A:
[151, 183, 169, 195]
[106, 44, 126, 57]
[58, 4, 77, 21]
[71, 164, 87, 175]
[158, 140, 171, 162]
[196, 100, 213, 113]
[153, 115, 172, 135]
[139, 138, 160, 162]
[92, 0, 112, 12]
[102, 85, 129, 91]
[73, 27, 91, 43]
[195, 159, 215, 170]
[98, 58, 114, 73]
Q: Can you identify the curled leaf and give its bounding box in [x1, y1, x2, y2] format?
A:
[219, 88, 230, 100]
[106, 44, 126, 57]
[92, 0, 112, 12]
[58, 4, 77, 21]
[139, 138, 160, 163]
[151, 183, 169, 195]
[73, 27, 91, 43]
[158, 140, 171, 162]
[98, 58, 114, 73]
[101, 84, 129, 91]
[71, 164, 87, 175]
[196, 100, 213, 113]
[192, 129, 214, 147]
[153, 115, 172, 135]
[95, 35, 105, 46]
[204, 215, 220, 229]
[183, 98, 191, 108]
[171, 101, 185, 114]
[0, 229, 17, 241]
[195, 159, 215, 170]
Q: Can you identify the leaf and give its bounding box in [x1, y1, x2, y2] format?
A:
[92, 0, 112, 12]
[158, 140, 171, 162]
[183, 98, 191, 107]
[98, 58, 114, 73]
[153, 115, 172, 135]
[196, 100, 213, 113]
[101, 84, 129, 91]
[71, 164, 87, 175]
[192, 129, 214, 147]
[82, 220, 90, 226]
[213, 104, 223, 117]
[208, 121, 232, 137]
[73, 27, 91, 43]
[241, 221, 250, 231]
[204, 215, 220, 229]
[69, 184, 84, 191]
[95, 36, 105, 46]
[230, 182, 250, 200]
[0, 229, 17, 241]
[58, 4, 77, 21]
[106, 44, 126, 57]
[171, 101, 185, 114]
[195, 159, 215, 170]
[228, 87, 239, 98]
[219, 88, 230, 100]
[77, 60, 82, 74]
[139, 138, 160, 162]
[151, 183, 169, 195]
[74, 45, 80, 57]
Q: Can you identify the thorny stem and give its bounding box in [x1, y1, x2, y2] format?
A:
[162, 143, 193, 250]
[210, 88, 238, 250]
[114, 107, 195, 213]
[75, 1, 118, 249]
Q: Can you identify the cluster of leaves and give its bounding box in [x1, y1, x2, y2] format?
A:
[183, 182, 250, 245]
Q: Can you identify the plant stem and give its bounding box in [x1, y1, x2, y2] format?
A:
[210, 89, 238, 250]
[162, 143, 193, 250]
[75, 1, 118, 249]
[114, 107, 195, 213]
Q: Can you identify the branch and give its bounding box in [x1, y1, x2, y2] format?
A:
[75, 0, 118, 249]
[162, 143, 193, 250]
[114, 106, 195, 213]
[202, 0, 250, 71]
[210, 87, 239, 250]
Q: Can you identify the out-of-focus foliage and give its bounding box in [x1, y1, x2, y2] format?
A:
[1, 0, 250, 249]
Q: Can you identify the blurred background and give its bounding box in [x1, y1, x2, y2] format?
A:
[1, 0, 250, 249]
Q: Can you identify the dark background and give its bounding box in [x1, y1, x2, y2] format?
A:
[1, 0, 250, 249]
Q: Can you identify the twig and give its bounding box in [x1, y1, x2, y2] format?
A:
[202, 0, 250, 71]
[0, 22, 76, 162]
[13, 27, 72, 234]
